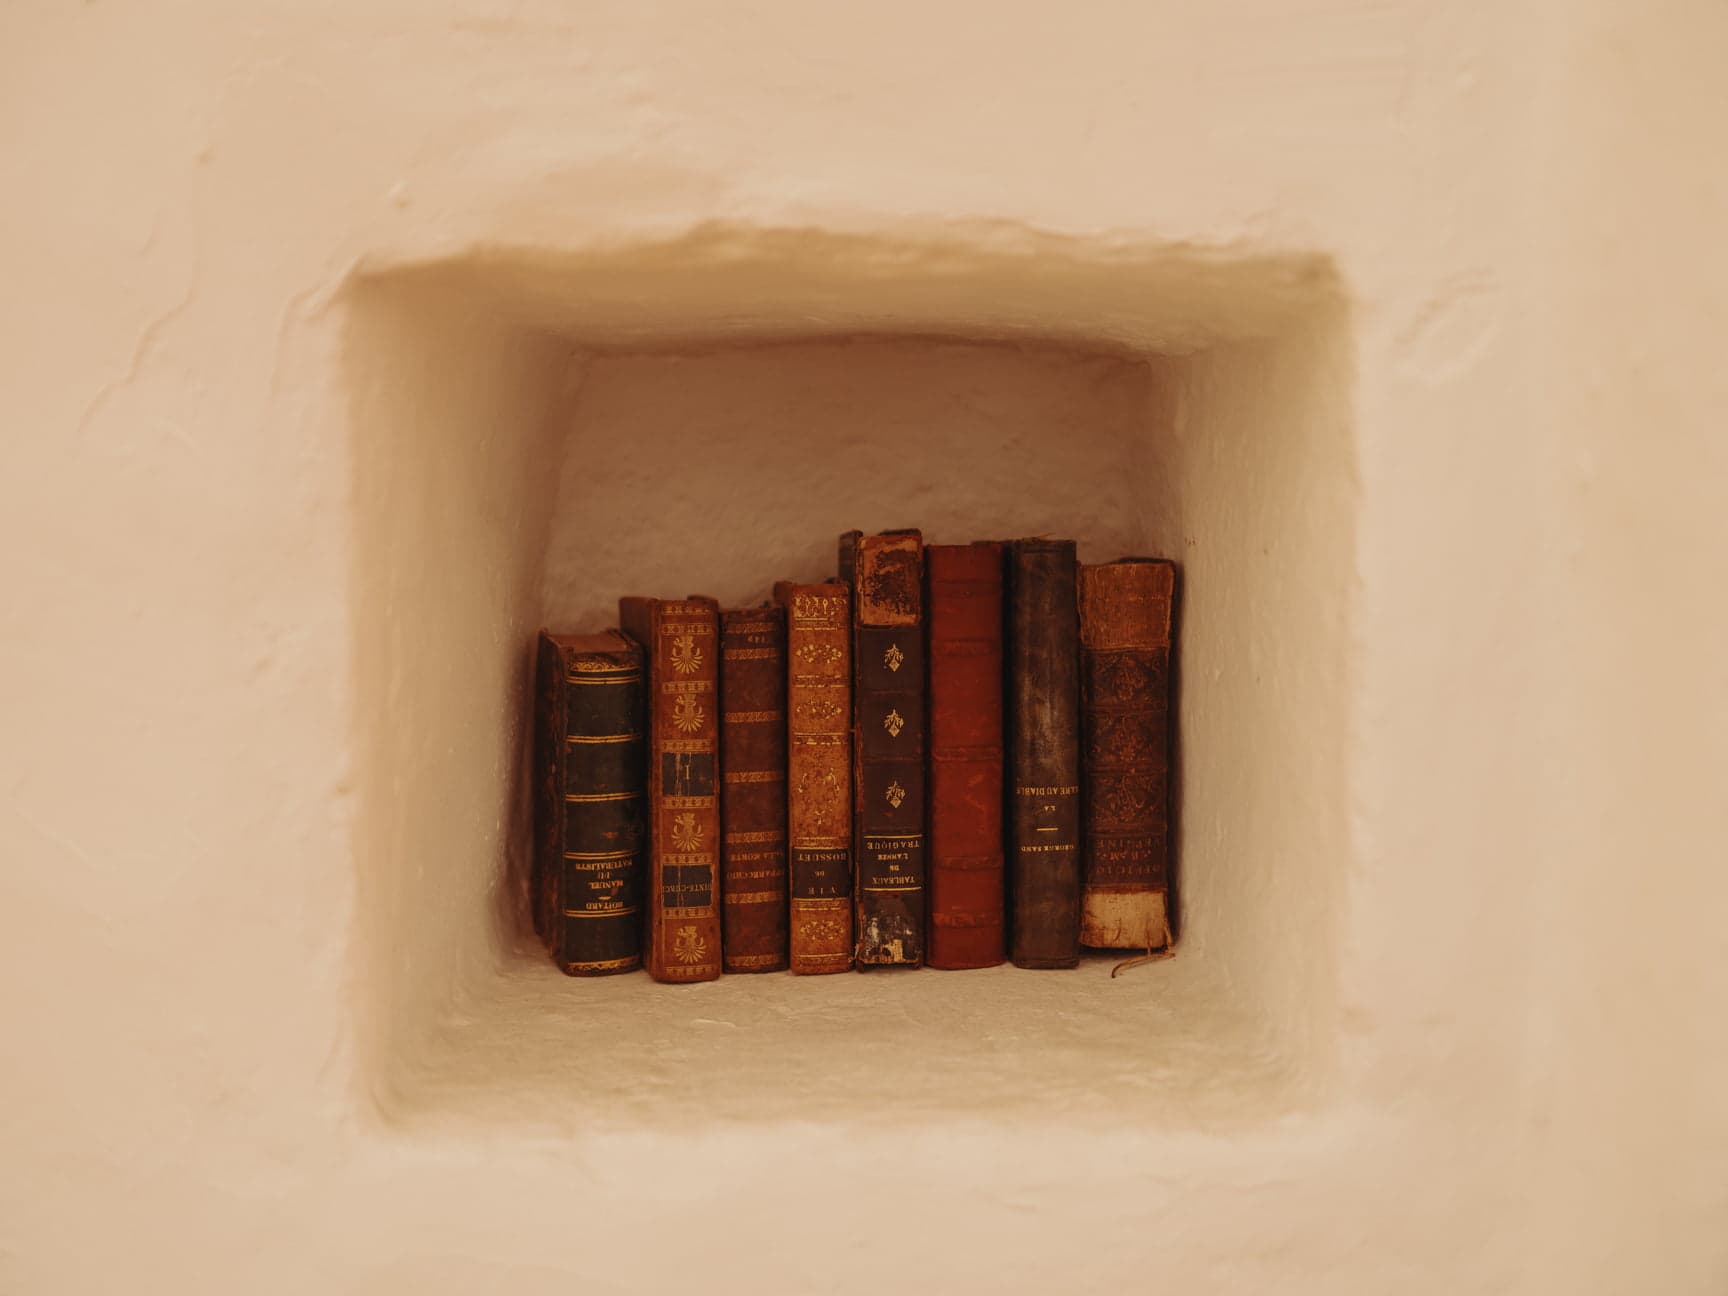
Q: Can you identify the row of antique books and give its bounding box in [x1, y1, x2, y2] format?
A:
[532, 531, 1177, 981]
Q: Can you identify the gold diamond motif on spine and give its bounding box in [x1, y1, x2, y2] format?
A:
[883, 643, 905, 672]
[885, 779, 906, 809]
[883, 708, 905, 737]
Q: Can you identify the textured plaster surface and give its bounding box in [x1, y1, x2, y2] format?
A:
[2, 0, 1726, 1292]
[355, 315, 1350, 1129]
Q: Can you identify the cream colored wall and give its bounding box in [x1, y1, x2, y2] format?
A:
[1, 1, 1723, 1293]
[1523, 3, 1728, 1286]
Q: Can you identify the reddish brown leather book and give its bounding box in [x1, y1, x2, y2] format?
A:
[618, 596, 723, 983]
[532, 630, 646, 976]
[719, 605, 789, 972]
[1079, 559, 1176, 952]
[841, 530, 927, 967]
[773, 580, 854, 974]
[925, 543, 1007, 970]
[1007, 538, 1083, 969]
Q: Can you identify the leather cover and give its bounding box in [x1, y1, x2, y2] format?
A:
[773, 580, 854, 974]
[925, 543, 1007, 970]
[1006, 539, 1083, 969]
[719, 606, 790, 972]
[618, 596, 723, 983]
[843, 530, 927, 967]
[1079, 559, 1176, 951]
[532, 629, 645, 975]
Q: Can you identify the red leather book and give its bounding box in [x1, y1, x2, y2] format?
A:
[1079, 559, 1176, 952]
[773, 580, 854, 974]
[618, 596, 723, 983]
[925, 543, 1007, 970]
[841, 530, 927, 967]
[719, 606, 789, 972]
[532, 630, 646, 975]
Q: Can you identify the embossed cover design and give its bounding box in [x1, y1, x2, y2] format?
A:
[618, 596, 723, 983]
[841, 529, 928, 967]
[1006, 539, 1083, 969]
[532, 629, 646, 976]
[773, 579, 854, 974]
[925, 542, 1007, 970]
[719, 605, 789, 971]
[1079, 559, 1177, 952]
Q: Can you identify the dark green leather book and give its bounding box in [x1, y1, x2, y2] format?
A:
[533, 629, 646, 975]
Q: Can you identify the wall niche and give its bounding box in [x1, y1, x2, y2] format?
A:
[344, 224, 1353, 1134]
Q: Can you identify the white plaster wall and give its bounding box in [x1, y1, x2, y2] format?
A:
[1, 1, 1724, 1293]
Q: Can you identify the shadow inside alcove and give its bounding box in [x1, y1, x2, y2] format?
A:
[343, 222, 1354, 1134]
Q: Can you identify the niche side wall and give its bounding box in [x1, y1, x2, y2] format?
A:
[346, 279, 574, 1105]
[1139, 307, 1355, 1072]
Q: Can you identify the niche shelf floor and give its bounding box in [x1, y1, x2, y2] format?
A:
[386, 954, 1300, 1134]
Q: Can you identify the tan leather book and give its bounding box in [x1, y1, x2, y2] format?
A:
[1078, 559, 1177, 953]
[772, 580, 854, 974]
[618, 596, 723, 983]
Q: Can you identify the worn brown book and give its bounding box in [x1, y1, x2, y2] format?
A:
[1079, 559, 1176, 952]
[719, 605, 789, 972]
[618, 596, 723, 983]
[926, 542, 1007, 970]
[532, 630, 646, 975]
[1007, 539, 1083, 969]
[841, 530, 927, 967]
[773, 580, 854, 974]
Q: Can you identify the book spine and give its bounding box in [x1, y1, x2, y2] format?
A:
[925, 543, 1006, 970]
[1079, 560, 1176, 951]
[850, 532, 927, 966]
[628, 599, 723, 983]
[534, 632, 645, 975]
[776, 581, 854, 974]
[1007, 539, 1083, 968]
[719, 607, 790, 972]
[533, 635, 562, 951]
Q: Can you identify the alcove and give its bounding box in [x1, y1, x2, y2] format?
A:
[345, 224, 1354, 1134]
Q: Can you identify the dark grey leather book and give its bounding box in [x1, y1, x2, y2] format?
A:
[1006, 540, 1083, 968]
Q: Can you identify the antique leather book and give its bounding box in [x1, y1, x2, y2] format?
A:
[718, 605, 789, 972]
[618, 596, 723, 983]
[1079, 559, 1177, 952]
[841, 530, 927, 967]
[925, 542, 1007, 970]
[772, 579, 854, 974]
[532, 630, 645, 976]
[1006, 539, 1083, 969]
